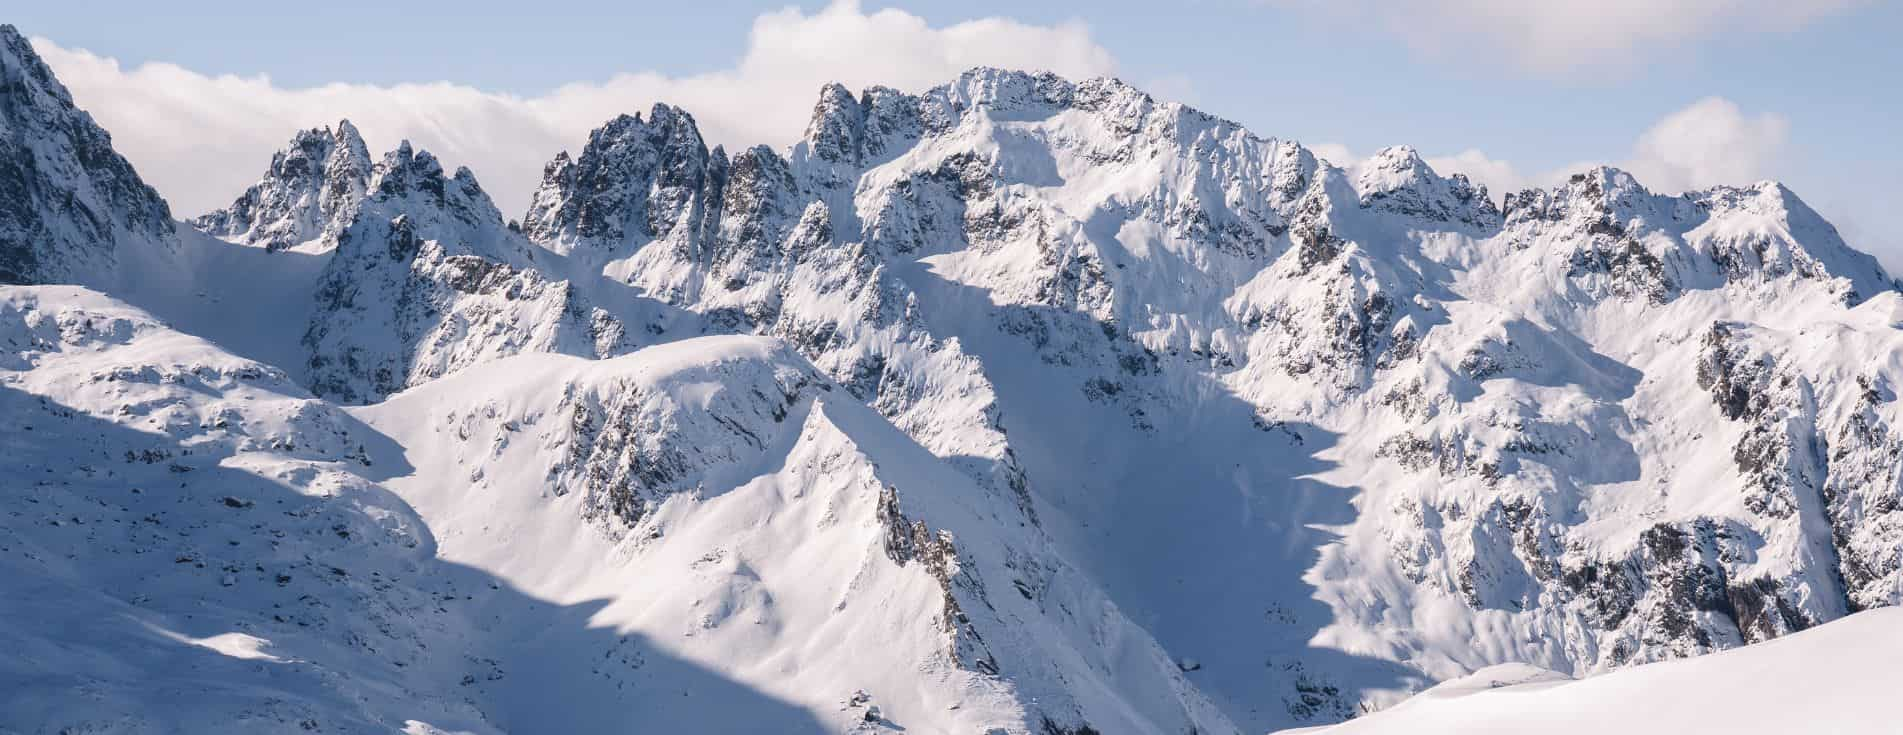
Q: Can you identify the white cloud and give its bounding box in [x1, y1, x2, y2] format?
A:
[1267, 0, 1861, 74]
[1307, 143, 1362, 172]
[1620, 97, 1789, 194]
[34, 0, 1115, 218]
[1424, 149, 1535, 197]
[1138, 73, 1201, 108]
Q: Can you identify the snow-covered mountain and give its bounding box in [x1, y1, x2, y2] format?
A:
[194, 120, 371, 253]
[0, 286, 1216, 733]
[0, 25, 173, 286]
[297, 140, 627, 405]
[5, 20, 1903, 734]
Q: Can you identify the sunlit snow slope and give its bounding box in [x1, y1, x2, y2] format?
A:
[0, 287, 1218, 733]
[1280, 606, 1903, 735]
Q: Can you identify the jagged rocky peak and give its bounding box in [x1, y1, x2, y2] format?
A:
[940, 66, 1151, 116]
[1502, 165, 1895, 302]
[304, 134, 609, 405]
[800, 67, 1222, 171]
[1690, 179, 1896, 299]
[194, 119, 371, 251]
[522, 103, 723, 253]
[1502, 165, 1674, 232]
[1354, 145, 1501, 228]
[370, 140, 443, 197]
[802, 82, 863, 163]
[797, 81, 918, 173]
[0, 23, 173, 285]
[359, 140, 508, 242]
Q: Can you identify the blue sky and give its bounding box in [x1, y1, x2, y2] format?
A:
[13, 1, 1902, 267]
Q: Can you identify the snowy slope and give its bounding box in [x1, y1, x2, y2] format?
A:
[1278, 606, 1903, 735]
[0, 285, 500, 733]
[0, 286, 890, 733]
[0, 285, 1224, 734]
[354, 338, 1231, 733]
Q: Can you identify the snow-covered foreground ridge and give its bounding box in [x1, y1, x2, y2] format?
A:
[0, 287, 1216, 733]
[5, 19, 1903, 734]
[1278, 605, 1903, 735]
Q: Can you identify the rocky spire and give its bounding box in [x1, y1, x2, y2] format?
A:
[0, 24, 173, 284]
[302, 137, 602, 404]
[194, 119, 371, 251]
[520, 104, 719, 257]
[347, 140, 516, 261]
[802, 82, 865, 164]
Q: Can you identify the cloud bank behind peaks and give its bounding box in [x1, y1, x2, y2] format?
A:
[33, 0, 1116, 218]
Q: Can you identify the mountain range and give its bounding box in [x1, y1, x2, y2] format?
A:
[4, 22, 1900, 734]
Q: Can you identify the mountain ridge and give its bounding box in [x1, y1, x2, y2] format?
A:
[0, 23, 173, 286]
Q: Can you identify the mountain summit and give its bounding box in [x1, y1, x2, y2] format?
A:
[195, 120, 371, 252]
[0, 24, 172, 285]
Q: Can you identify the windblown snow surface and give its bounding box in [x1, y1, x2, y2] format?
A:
[5, 20, 1903, 735]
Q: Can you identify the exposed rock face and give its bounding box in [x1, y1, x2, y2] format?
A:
[522, 105, 721, 260]
[1825, 375, 1903, 611]
[0, 24, 172, 285]
[194, 121, 371, 251]
[302, 141, 622, 404]
[544, 351, 811, 525]
[877, 485, 1000, 676]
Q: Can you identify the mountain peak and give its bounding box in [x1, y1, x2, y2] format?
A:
[193, 120, 372, 251]
[1, 24, 72, 108]
[644, 102, 698, 131]
[939, 67, 1149, 116]
[359, 141, 512, 240]
[1368, 144, 1426, 167]
[372, 140, 441, 193]
[335, 117, 362, 141]
[1354, 144, 1500, 227]
[1, 23, 173, 284]
[1692, 176, 1896, 298]
[1493, 163, 1896, 302]
[802, 82, 865, 163]
[521, 107, 717, 251]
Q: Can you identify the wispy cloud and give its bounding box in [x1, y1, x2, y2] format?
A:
[34, 0, 1116, 218]
[1266, 0, 1861, 75]
[1621, 97, 1789, 195]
